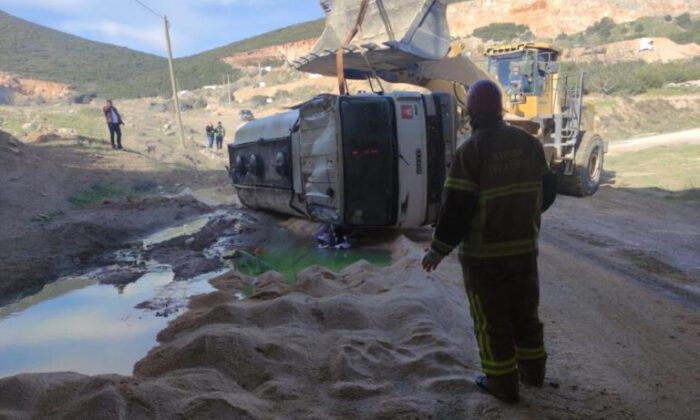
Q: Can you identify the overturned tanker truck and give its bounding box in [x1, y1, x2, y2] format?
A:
[228, 0, 605, 228]
[230, 90, 457, 228]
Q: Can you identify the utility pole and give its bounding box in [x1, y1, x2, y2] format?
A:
[227, 74, 232, 105]
[163, 16, 186, 149]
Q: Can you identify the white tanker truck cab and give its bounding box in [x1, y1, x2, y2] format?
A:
[228, 92, 457, 229]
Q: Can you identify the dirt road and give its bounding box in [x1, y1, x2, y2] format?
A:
[608, 127, 700, 154]
[537, 188, 700, 418]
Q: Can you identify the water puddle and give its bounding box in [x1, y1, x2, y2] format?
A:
[0, 209, 393, 378]
[227, 227, 392, 281]
[141, 210, 229, 248]
[0, 269, 216, 378]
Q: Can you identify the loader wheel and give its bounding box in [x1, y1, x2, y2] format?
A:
[558, 132, 604, 197]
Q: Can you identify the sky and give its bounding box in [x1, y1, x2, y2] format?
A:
[0, 0, 325, 57]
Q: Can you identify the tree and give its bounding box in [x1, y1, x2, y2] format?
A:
[675, 13, 692, 29]
[472, 23, 533, 42]
[634, 23, 645, 34]
[585, 17, 616, 40]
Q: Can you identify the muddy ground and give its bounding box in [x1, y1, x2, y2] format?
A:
[1, 124, 700, 417]
[1, 192, 700, 418]
[0, 127, 233, 304]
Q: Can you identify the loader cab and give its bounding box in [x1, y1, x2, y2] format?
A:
[485, 43, 561, 118]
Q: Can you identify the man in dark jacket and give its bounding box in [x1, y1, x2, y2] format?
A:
[103, 99, 124, 150]
[206, 122, 215, 149]
[422, 79, 557, 404]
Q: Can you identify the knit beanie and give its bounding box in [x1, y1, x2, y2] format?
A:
[467, 79, 503, 114]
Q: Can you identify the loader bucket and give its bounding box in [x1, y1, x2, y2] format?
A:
[295, 0, 451, 80]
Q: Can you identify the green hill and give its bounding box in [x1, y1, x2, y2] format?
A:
[195, 19, 325, 60]
[0, 10, 235, 98]
[0, 9, 330, 99]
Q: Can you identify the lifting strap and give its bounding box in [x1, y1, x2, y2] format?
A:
[336, 0, 370, 95]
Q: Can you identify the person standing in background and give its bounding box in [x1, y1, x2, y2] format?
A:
[206, 122, 215, 149]
[103, 99, 124, 150]
[214, 121, 226, 152]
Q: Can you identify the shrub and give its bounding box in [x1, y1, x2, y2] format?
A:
[669, 20, 700, 45]
[178, 95, 208, 111]
[472, 23, 533, 42]
[250, 95, 270, 107]
[675, 12, 692, 29]
[568, 59, 700, 95]
[274, 90, 291, 100]
[585, 17, 616, 40]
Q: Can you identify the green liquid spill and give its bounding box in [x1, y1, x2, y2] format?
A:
[232, 228, 391, 282]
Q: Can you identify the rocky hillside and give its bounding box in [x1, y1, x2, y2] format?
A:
[448, 0, 697, 38]
[221, 1, 699, 65]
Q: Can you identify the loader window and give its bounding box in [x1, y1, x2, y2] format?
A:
[487, 52, 538, 95]
[340, 97, 398, 226]
[535, 52, 556, 95]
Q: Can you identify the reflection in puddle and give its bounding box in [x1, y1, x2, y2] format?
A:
[0, 270, 216, 378]
[141, 210, 229, 248]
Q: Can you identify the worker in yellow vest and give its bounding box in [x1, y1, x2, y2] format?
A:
[214, 121, 226, 151]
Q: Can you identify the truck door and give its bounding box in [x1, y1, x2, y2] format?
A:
[394, 93, 428, 227]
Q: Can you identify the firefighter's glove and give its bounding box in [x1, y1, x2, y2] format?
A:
[422, 249, 445, 273]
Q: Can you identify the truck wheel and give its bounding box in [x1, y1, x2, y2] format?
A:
[558, 132, 604, 197]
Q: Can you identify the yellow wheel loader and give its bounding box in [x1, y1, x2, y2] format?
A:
[483, 42, 606, 196]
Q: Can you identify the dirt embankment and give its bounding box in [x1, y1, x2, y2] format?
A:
[591, 95, 700, 140]
[223, 39, 316, 66]
[0, 196, 211, 301]
[0, 73, 70, 103]
[0, 127, 229, 303]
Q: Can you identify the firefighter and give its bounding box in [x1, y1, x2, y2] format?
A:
[422, 79, 558, 404]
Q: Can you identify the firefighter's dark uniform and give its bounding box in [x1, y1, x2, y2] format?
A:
[431, 112, 557, 401]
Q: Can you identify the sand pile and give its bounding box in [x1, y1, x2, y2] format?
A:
[0, 237, 626, 418]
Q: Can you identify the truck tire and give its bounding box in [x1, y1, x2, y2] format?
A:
[558, 132, 604, 197]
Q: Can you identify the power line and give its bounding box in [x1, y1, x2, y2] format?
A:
[133, 0, 163, 19]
